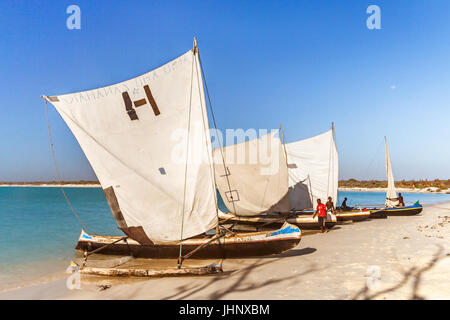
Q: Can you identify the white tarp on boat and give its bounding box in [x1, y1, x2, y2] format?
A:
[213, 131, 290, 216]
[384, 137, 399, 207]
[285, 129, 338, 210]
[45, 49, 218, 244]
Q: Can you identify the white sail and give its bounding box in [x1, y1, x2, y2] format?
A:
[213, 131, 290, 216]
[285, 129, 339, 210]
[385, 137, 399, 207]
[44, 48, 218, 244]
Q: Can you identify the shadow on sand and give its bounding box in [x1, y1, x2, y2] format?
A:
[351, 245, 449, 300]
[257, 247, 317, 259]
[161, 252, 322, 300]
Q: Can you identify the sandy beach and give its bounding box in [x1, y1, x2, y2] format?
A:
[1, 202, 449, 300]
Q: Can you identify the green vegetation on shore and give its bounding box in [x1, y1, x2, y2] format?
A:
[2, 179, 450, 191]
[0, 179, 450, 189]
[339, 179, 450, 190]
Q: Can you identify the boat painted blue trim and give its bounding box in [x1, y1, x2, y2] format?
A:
[269, 225, 300, 237]
[385, 203, 423, 211]
[81, 233, 93, 240]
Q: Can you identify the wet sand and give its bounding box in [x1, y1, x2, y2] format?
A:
[1, 202, 450, 300]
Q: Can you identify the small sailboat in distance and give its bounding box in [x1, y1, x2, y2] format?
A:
[381, 137, 423, 216]
[42, 39, 301, 270]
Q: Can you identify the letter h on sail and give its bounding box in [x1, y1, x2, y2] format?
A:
[122, 85, 160, 120]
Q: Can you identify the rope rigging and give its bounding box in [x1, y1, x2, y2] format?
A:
[43, 98, 97, 235]
[197, 50, 238, 217]
[178, 40, 233, 267]
[194, 47, 220, 221]
[360, 138, 384, 181]
[177, 43, 197, 268]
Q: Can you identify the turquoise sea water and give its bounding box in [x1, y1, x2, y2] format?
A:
[337, 191, 450, 208]
[1, 187, 450, 290]
[0, 187, 120, 290]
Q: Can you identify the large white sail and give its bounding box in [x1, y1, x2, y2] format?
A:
[385, 137, 399, 207]
[44, 48, 218, 244]
[213, 131, 290, 216]
[285, 129, 338, 210]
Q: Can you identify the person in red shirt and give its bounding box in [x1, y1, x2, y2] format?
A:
[313, 198, 328, 233]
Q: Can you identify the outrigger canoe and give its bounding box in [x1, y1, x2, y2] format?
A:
[45, 41, 305, 266]
[218, 212, 337, 230]
[289, 214, 337, 229]
[76, 222, 302, 259]
[286, 209, 370, 223]
[338, 206, 388, 219]
[384, 203, 423, 216]
[381, 138, 423, 217]
[299, 209, 371, 222]
[368, 209, 388, 219]
[366, 203, 423, 217]
[335, 209, 371, 222]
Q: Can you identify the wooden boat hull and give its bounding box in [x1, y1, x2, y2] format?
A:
[287, 216, 337, 229]
[75, 223, 301, 259]
[335, 210, 371, 222]
[340, 207, 388, 219]
[289, 209, 371, 223]
[369, 209, 388, 219]
[219, 212, 337, 230]
[384, 203, 423, 216]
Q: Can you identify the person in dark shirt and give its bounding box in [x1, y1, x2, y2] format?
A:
[398, 193, 405, 207]
[387, 193, 405, 207]
[341, 197, 349, 210]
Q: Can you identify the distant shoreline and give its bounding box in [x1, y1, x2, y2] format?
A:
[1, 184, 449, 194]
[0, 182, 101, 188]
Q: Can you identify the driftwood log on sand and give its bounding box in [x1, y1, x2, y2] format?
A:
[80, 265, 223, 278]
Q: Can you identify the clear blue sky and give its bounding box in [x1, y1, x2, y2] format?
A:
[0, 0, 449, 181]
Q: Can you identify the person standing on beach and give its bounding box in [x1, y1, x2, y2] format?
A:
[326, 196, 335, 213]
[313, 199, 327, 233]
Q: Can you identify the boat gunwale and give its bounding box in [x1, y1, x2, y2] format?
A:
[385, 205, 423, 212]
[219, 212, 338, 224]
[78, 224, 302, 247]
[78, 236, 302, 247]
